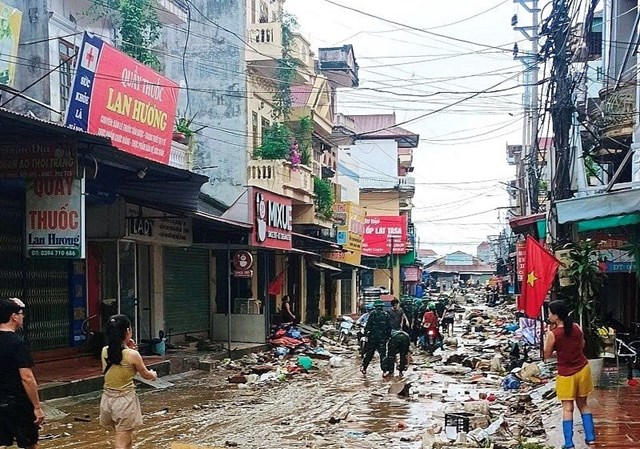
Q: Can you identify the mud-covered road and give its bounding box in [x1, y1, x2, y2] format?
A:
[40, 354, 433, 449]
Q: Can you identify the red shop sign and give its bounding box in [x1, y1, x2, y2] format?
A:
[250, 188, 292, 250]
[362, 215, 407, 256]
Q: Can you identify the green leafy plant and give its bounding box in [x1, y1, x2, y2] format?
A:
[314, 177, 334, 219]
[272, 13, 299, 120]
[584, 154, 599, 178]
[561, 239, 605, 359]
[90, 0, 162, 70]
[291, 115, 312, 165]
[253, 123, 292, 160]
[174, 111, 205, 138]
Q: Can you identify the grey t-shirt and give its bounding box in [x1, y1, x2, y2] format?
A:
[388, 308, 407, 330]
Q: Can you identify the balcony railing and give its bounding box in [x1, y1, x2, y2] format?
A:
[398, 176, 416, 191]
[247, 22, 283, 62]
[247, 159, 314, 204]
[598, 82, 635, 140]
[169, 141, 191, 170]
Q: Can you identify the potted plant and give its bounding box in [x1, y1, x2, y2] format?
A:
[173, 111, 204, 145]
[562, 239, 606, 385]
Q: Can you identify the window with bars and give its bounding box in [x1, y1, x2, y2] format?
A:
[59, 40, 77, 116]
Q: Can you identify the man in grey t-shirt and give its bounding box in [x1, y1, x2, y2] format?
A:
[388, 299, 409, 331]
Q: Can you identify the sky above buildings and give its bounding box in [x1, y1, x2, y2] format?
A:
[287, 0, 525, 256]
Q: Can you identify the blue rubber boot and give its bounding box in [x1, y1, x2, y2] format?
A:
[582, 413, 596, 444]
[562, 420, 575, 449]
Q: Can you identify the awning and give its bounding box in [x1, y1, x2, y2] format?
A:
[556, 188, 640, 224]
[289, 248, 320, 257]
[311, 261, 341, 272]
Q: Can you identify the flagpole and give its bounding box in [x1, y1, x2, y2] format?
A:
[539, 304, 544, 359]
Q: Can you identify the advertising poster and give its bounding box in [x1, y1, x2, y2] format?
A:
[362, 215, 408, 256]
[26, 177, 84, 258]
[250, 187, 292, 250]
[0, 1, 22, 87]
[65, 32, 179, 164]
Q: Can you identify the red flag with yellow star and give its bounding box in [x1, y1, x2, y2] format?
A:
[521, 235, 560, 318]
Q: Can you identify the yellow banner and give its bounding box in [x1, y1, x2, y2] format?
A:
[325, 249, 361, 267]
[0, 1, 22, 87]
[334, 201, 365, 253]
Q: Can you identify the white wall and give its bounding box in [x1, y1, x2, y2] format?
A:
[348, 139, 398, 189]
[336, 148, 360, 203]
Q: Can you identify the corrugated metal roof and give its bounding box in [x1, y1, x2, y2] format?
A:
[346, 113, 419, 147]
[291, 84, 313, 108]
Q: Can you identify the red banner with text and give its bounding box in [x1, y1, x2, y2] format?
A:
[362, 215, 407, 256]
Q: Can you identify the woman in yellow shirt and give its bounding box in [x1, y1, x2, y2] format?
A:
[100, 314, 157, 449]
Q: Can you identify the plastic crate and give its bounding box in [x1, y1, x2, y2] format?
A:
[444, 412, 472, 434]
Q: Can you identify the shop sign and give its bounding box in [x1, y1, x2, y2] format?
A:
[362, 215, 407, 256]
[65, 32, 179, 165]
[251, 188, 292, 250]
[334, 202, 365, 252]
[232, 250, 254, 278]
[596, 248, 636, 273]
[0, 1, 22, 87]
[125, 204, 192, 246]
[555, 249, 573, 287]
[0, 141, 77, 178]
[26, 177, 84, 258]
[324, 249, 362, 267]
[402, 266, 420, 282]
[516, 240, 526, 282]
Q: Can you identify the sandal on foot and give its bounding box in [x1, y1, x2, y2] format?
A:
[360, 366, 366, 375]
[561, 446, 575, 449]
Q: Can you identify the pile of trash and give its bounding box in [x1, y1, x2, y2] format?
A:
[221, 324, 346, 387]
[388, 293, 562, 449]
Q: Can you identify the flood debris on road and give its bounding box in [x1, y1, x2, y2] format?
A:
[37, 289, 563, 449]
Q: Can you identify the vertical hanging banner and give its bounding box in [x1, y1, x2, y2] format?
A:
[65, 32, 179, 165]
[26, 178, 85, 258]
[0, 1, 22, 87]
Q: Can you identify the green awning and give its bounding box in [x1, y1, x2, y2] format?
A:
[577, 213, 640, 232]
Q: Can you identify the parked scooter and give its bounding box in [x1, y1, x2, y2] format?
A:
[338, 316, 355, 345]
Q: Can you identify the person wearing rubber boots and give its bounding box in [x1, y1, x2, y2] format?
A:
[544, 300, 596, 449]
[384, 330, 411, 377]
[361, 300, 391, 377]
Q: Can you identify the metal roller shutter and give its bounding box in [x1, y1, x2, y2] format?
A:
[163, 247, 210, 335]
[0, 194, 70, 351]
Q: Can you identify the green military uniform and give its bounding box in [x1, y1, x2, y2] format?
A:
[362, 301, 391, 373]
[385, 330, 411, 375]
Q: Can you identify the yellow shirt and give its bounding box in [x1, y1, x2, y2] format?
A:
[101, 347, 136, 391]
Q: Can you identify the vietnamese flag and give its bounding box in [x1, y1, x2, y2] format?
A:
[521, 235, 560, 318]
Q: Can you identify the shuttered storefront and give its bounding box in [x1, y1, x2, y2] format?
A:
[163, 247, 210, 335]
[0, 194, 70, 351]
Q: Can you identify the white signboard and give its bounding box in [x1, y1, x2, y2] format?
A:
[26, 177, 84, 258]
[125, 203, 192, 246]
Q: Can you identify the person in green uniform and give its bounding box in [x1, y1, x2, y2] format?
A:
[384, 330, 411, 377]
[361, 299, 391, 376]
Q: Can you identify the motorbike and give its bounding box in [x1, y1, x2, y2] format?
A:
[423, 327, 439, 355]
[338, 316, 355, 345]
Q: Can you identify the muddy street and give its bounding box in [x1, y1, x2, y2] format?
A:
[40, 354, 428, 449]
[38, 293, 558, 449]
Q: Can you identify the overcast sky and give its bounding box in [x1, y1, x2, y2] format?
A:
[287, 0, 526, 256]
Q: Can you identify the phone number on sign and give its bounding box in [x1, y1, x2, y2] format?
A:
[28, 249, 80, 257]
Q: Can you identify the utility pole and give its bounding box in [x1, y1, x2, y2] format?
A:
[513, 0, 540, 215]
[546, 0, 573, 244]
